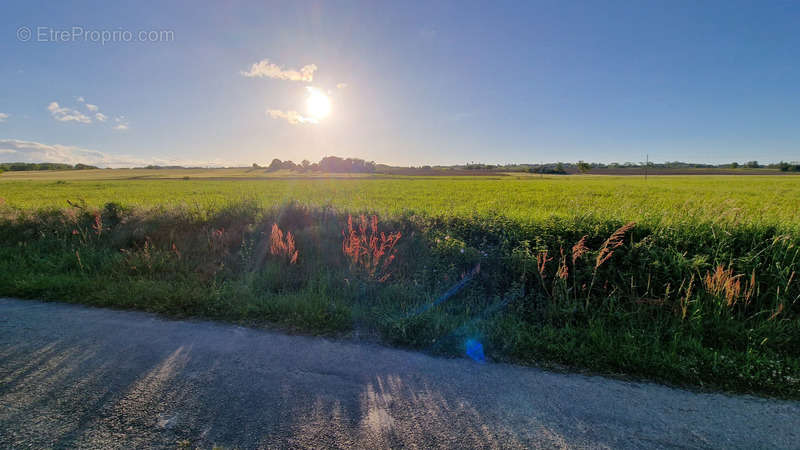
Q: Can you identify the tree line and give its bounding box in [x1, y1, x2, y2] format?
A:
[461, 160, 800, 173]
[0, 162, 99, 172]
[253, 156, 377, 173]
[3, 157, 798, 174]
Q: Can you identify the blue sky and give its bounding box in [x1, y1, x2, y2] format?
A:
[1, 0, 799, 167]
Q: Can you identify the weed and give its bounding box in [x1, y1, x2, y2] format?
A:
[586, 222, 635, 306]
[342, 214, 401, 282]
[268, 223, 298, 264]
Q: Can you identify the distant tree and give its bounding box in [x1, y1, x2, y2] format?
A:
[252, 162, 261, 169]
[319, 156, 344, 172]
[746, 160, 760, 168]
[318, 156, 376, 173]
[268, 158, 282, 171]
[777, 161, 800, 172]
[0, 162, 94, 171]
[730, 162, 739, 169]
[576, 161, 591, 173]
[301, 160, 310, 170]
[280, 160, 297, 170]
[528, 163, 566, 174]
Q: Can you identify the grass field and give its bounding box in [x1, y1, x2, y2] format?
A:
[1, 169, 799, 398]
[3, 169, 800, 226]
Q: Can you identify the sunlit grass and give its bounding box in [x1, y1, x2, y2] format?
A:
[2, 174, 800, 229]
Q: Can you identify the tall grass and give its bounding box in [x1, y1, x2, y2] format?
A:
[0, 194, 798, 397]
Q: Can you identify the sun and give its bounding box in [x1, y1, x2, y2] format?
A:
[306, 87, 331, 120]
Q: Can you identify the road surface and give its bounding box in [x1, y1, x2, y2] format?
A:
[1, 298, 798, 448]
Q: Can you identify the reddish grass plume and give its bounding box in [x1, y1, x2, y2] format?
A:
[342, 214, 401, 281]
[269, 223, 298, 264]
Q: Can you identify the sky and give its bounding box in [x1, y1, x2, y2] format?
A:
[1, 0, 799, 167]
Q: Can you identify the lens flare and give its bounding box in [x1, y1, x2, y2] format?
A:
[306, 87, 331, 120]
[465, 339, 486, 363]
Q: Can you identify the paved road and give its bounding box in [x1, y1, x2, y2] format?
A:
[1, 298, 798, 449]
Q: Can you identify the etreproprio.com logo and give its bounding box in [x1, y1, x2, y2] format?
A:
[16, 26, 173, 44]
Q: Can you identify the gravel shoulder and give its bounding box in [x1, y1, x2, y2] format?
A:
[1, 297, 798, 449]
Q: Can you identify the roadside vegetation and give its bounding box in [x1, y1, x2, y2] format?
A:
[0, 174, 798, 398]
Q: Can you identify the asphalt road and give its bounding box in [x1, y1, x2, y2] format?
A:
[1, 298, 798, 449]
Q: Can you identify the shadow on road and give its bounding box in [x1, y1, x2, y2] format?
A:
[1, 298, 797, 449]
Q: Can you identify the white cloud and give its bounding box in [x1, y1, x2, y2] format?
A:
[266, 109, 318, 125]
[336, 83, 348, 89]
[113, 116, 130, 131]
[241, 59, 317, 81]
[0, 113, 8, 122]
[51, 98, 122, 128]
[0, 139, 239, 168]
[48, 102, 92, 124]
[0, 139, 127, 167]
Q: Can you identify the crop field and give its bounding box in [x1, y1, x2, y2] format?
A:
[1, 169, 799, 397]
[2, 169, 800, 226]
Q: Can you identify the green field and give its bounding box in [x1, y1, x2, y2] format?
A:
[1, 169, 799, 397]
[3, 169, 800, 227]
